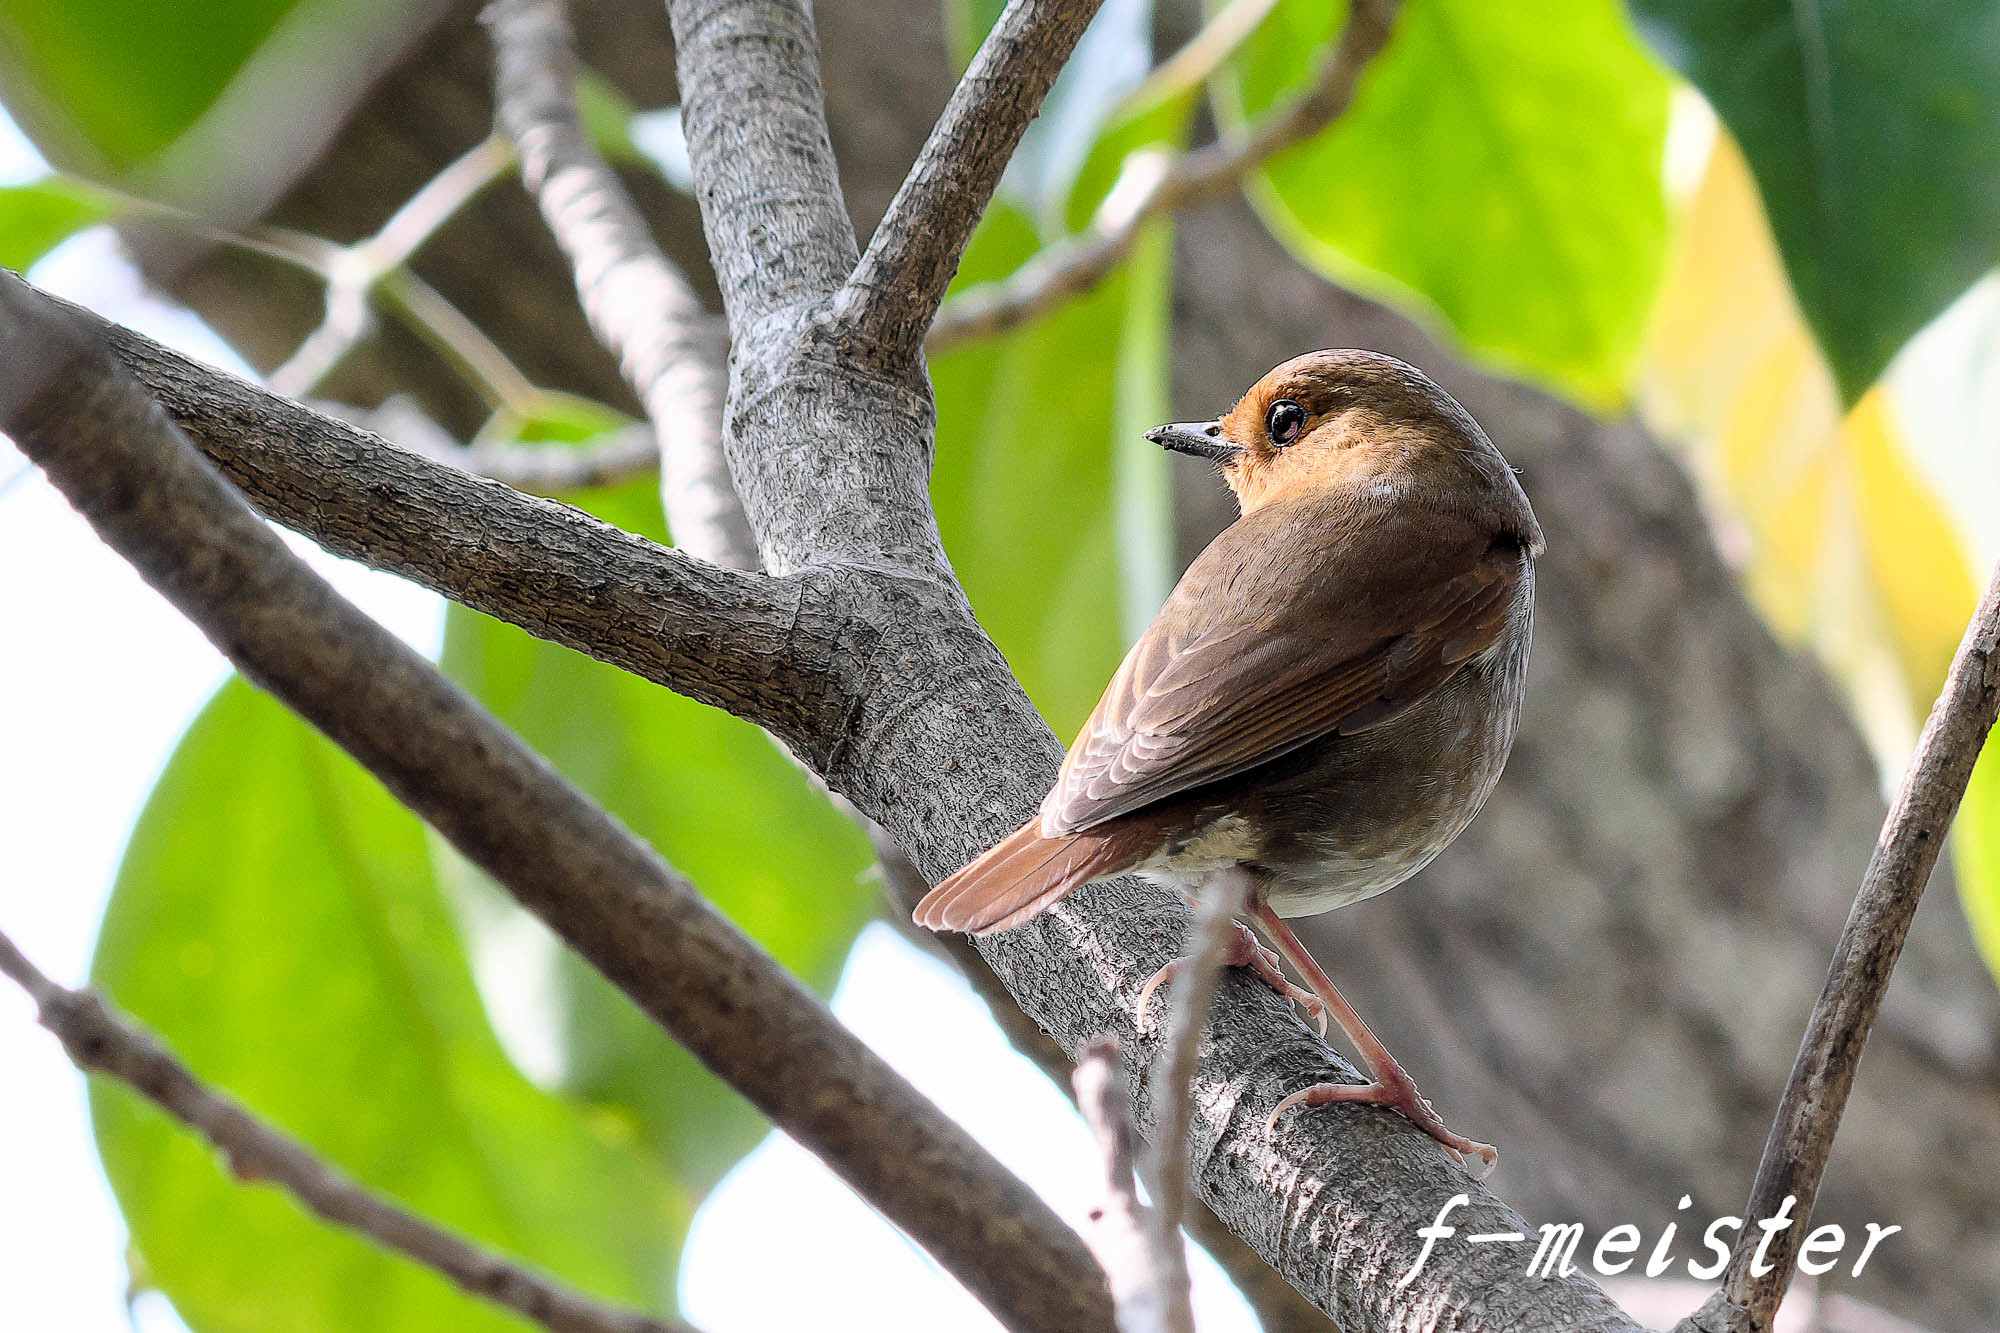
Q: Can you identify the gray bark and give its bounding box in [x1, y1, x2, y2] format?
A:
[72, 1, 2000, 1329]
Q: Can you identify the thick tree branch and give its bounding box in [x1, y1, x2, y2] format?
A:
[0, 929, 691, 1333]
[26, 287, 837, 745]
[1677, 562, 2000, 1333]
[0, 275, 1114, 1333]
[485, 0, 755, 570]
[927, 0, 1399, 353]
[666, 0, 857, 360]
[833, 0, 1106, 363]
[620, 2, 1644, 1324]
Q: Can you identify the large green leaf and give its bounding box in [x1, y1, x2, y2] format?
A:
[92, 678, 687, 1333]
[0, 176, 115, 269]
[933, 205, 1178, 737]
[438, 475, 876, 1194]
[0, 0, 428, 206]
[1220, 0, 1670, 406]
[1631, 0, 2000, 403]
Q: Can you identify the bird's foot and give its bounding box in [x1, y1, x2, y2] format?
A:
[1137, 922, 1326, 1036]
[1267, 1069, 1498, 1179]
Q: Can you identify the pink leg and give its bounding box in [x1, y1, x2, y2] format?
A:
[1137, 921, 1326, 1036]
[1252, 903, 1497, 1177]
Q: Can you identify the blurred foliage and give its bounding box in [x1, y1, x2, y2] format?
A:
[5, 0, 1999, 1326]
[437, 463, 876, 1195]
[1631, 0, 2000, 404]
[1218, 0, 1671, 407]
[94, 680, 689, 1332]
[0, 176, 111, 268]
[1638, 119, 2000, 980]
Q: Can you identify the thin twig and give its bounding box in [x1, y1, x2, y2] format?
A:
[834, 0, 1106, 363]
[1146, 869, 1254, 1333]
[927, 0, 1399, 354]
[269, 136, 515, 399]
[0, 929, 689, 1333]
[1074, 1039, 1187, 1333]
[485, 0, 754, 569]
[1676, 561, 2000, 1333]
[0, 273, 1115, 1333]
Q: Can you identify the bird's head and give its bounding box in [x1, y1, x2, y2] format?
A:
[1145, 349, 1542, 551]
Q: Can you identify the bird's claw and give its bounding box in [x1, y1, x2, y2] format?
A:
[1137, 922, 1326, 1036]
[1266, 1075, 1498, 1179]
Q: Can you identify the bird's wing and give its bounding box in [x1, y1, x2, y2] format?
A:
[1041, 502, 1526, 835]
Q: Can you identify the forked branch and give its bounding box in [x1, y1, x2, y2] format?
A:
[835, 0, 1107, 363]
[0, 274, 1113, 1333]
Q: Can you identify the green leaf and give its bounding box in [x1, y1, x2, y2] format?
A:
[92, 678, 687, 1333]
[933, 190, 1178, 736]
[0, 0, 429, 203]
[438, 475, 876, 1193]
[1630, 0, 2000, 403]
[1220, 0, 1671, 406]
[1958, 739, 2000, 993]
[0, 176, 115, 269]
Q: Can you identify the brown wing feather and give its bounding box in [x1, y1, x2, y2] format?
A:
[1042, 498, 1525, 835]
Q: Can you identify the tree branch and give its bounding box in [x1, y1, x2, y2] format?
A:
[485, 0, 755, 570]
[1074, 1039, 1187, 1333]
[0, 929, 692, 1333]
[833, 0, 1106, 364]
[26, 286, 837, 745]
[0, 274, 1114, 1333]
[1677, 560, 2000, 1333]
[927, 0, 1399, 354]
[666, 0, 857, 361]
[1145, 873, 1252, 1333]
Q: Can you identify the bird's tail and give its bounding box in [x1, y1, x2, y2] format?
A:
[913, 816, 1146, 935]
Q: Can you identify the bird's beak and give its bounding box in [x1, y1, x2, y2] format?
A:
[1145, 421, 1242, 463]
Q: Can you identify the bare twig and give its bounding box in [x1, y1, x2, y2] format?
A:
[0, 274, 1114, 1333]
[927, 0, 1399, 354]
[269, 135, 515, 398]
[1676, 562, 2000, 1333]
[835, 0, 1106, 363]
[0, 929, 689, 1333]
[1144, 869, 1253, 1333]
[485, 0, 754, 569]
[1074, 1039, 1185, 1333]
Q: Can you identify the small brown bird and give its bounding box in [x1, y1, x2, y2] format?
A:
[915, 349, 1542, 1172]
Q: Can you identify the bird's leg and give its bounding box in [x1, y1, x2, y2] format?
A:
[1138, 921, 1326, 1036]
[1252, 903, 1497, 1177]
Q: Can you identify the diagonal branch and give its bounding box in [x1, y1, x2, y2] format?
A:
[0, 929, 694, 1333]
[28, 286, 838, 746]
[928, 0, 1399, 354]
[0, 273, 1114, 1333]
[833, 0, 1107, 364]
[1677, 560, 2000, 1333]
[485, 0, 755, 571]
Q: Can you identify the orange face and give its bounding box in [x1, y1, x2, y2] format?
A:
[1208, 350, 1478, 514]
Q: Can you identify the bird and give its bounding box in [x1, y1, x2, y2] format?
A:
[914, 348, 1542, 1174]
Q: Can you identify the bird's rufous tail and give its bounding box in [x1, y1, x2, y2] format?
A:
[913, 817, 1147, 935]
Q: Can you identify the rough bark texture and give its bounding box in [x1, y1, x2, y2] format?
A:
[96, 1, 2000, 1329]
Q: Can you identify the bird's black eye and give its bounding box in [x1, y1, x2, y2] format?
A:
[1265, 399, 1308, 445]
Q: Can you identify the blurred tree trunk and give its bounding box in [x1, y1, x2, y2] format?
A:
[121, 2, 1999, 1328]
